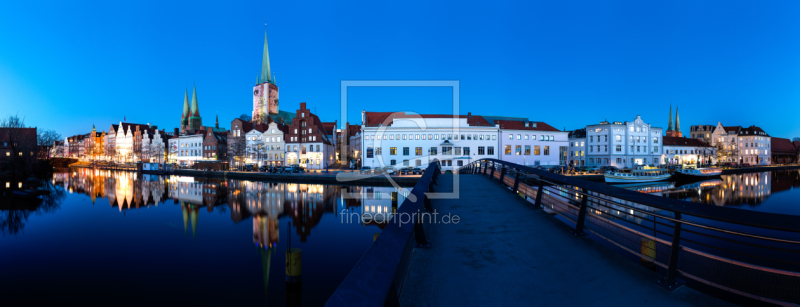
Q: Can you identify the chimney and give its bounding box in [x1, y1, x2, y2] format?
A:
[301, 102, 306, 110]
[174, 128, 179, 136]
[467, 112, 471, 117]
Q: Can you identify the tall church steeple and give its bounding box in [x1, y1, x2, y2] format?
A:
[667, 104, 673, 131]
[675, 106, 681, 133]
[261, 27, 272, 84]
[188, 84, 202, 130]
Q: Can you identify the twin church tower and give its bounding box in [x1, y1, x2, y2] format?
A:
[665, 104, 682, 137]
[180, 28, 280, 133]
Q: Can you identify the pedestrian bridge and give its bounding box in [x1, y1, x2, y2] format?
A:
[327, 160, 800, 306]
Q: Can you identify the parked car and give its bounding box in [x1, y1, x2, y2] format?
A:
[399, 167, 413, 175]
[360, 166, 372, 174]
[291, 165, 305, 173]
[381, 166, 396, 175]
[244, 164, 255, 171]
[411, 167, 423, 175]
[259, 165, 268, 172]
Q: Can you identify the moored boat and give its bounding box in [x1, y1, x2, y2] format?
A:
[604, 165, 672, 183]
[674, 164, 722, 179]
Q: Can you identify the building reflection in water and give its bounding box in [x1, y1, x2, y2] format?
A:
[55, 169, 410, 246]
[48, 169, 409, 304]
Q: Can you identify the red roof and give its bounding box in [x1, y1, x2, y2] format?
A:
[771, 138, 797, 153]
[662, 137, 712, 147]
[321, 122, 337, 136]
[495, 120, 560, 132]
[363, 111, 493, 127]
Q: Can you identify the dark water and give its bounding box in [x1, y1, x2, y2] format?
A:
[0, 169, 408, 306]
[614, 169, 800, 216]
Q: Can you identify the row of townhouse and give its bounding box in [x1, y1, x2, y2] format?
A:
[358, 111, 569, 172]
[225, 102, 337, 170]
[566, 115, 718, 168]
[564, 109, 793, 168]
[58, 122, 171, 164]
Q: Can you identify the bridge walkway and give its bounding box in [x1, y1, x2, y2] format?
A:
[400, 174, 732, 306]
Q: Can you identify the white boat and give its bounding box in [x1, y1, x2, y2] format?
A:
[604, 166, 672, 183]
[674, 164, 722, 179]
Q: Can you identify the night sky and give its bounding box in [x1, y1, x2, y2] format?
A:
[1, 0, 799, 138]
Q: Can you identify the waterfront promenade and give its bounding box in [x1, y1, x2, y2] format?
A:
[400, 174, 732, 306]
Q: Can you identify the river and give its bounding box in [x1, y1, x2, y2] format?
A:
[0, 168, 409, 305]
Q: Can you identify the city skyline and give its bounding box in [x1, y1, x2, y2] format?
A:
[2, 1, 800, 139]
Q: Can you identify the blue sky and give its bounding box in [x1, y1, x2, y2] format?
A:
[1, 0, 799, 138]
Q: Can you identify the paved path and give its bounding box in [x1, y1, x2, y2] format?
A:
[400, 174, 732, 306]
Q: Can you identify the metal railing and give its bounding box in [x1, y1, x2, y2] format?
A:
[327, 162, 441, 306]
[463, 159, 800, 305]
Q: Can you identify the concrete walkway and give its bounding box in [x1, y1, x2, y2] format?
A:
[400, 174, 732, 306]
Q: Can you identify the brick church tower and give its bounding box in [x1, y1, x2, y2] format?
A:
[180, 85, 202, 134]
[665, 104, 682, 137]
[252, 27, 279, 125]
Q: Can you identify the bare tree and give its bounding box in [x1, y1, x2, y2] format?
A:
[37, 129, 61, 147]
[150, 140, 165, 164]
[793, 137, 800, 142]
[238, 114, 252, 122]
[228, 136, 247, 170]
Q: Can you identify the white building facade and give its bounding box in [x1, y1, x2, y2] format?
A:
[175, 133, 205, 166]
[567, 129, 586, 167]
[584, 116, 663, 168]
[496, 120, 569, 166]
[262, 122, 286, 166]
[709, 123, 771, 165]
[360, 112, 499, 172]
[661, 137, 716, 165]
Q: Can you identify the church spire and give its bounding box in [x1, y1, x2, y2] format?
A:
[191, 84, 200, 117]
[261, 27, 272, 84]
[215, 113, 219, 129]
[182, 88, 190, 125]
[667, 103, 673, 131]
[675, 105, 681, 133]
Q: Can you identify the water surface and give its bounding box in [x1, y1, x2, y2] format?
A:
[0, 169, 407, 305]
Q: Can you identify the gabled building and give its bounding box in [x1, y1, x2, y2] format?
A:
[285, 103, 336, 169]
[203, 128, 228, 162]
[708, 123, 771, 165]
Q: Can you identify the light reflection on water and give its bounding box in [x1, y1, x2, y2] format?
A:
[0, 169, 410, 306]
[616, 170, 800, 216]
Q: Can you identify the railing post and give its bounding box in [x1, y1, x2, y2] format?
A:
[572, 191, 588, 237]
[499, 165, 506, 183]
[512, 171, 520, 194]
[490, 162, 495, 178]
[414, 207, 431, 248]
[657, 212, 685, 291]
[533, 180, 544, 208]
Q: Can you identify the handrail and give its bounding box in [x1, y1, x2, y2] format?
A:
[463, 158, 800, 303]
[326, 161, 440, 306]
[473, 159, 800, 234]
